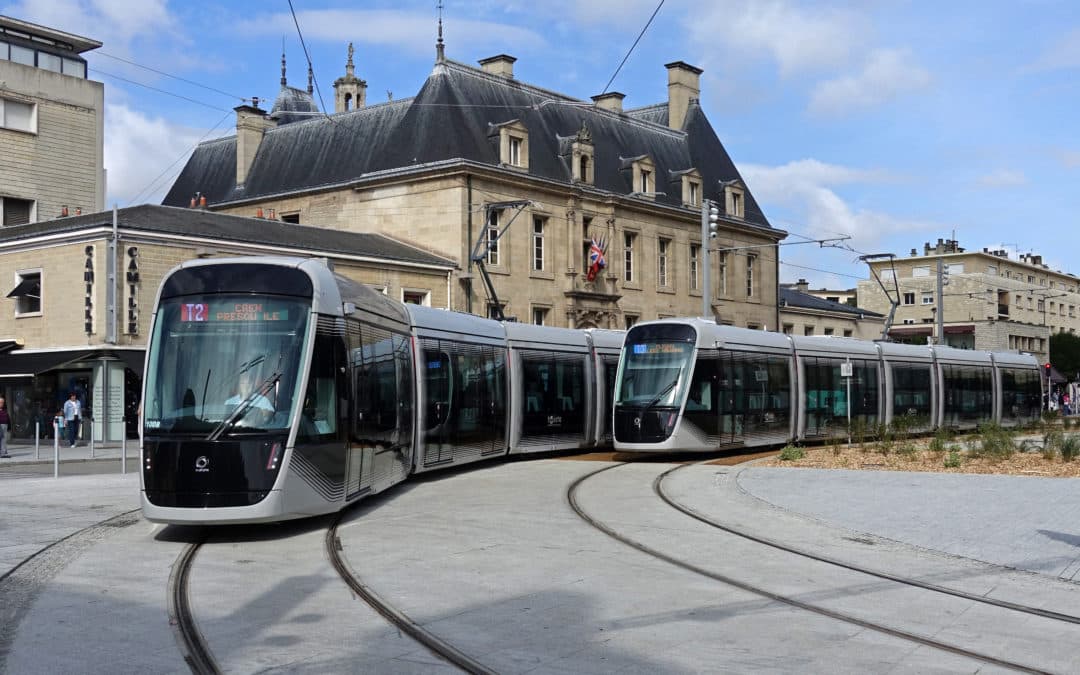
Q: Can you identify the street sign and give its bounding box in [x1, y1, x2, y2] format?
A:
[840, 361, 853, 378]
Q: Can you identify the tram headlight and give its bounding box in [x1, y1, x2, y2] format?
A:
[266, 441, 282, 470]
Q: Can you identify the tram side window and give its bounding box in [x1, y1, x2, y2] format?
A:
[891, 364, 932, 422]
[354, 324, 398, 444]
[522, 352, 585, 436]
[393, 333, 414, 447]
[424, 347, 452, 429]
[298, 332, 341, 442]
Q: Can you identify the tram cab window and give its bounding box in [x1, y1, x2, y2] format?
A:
[298, 333, 341, 442]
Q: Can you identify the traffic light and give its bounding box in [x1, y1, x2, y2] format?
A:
[708, 202, 719, 239]
[1045, 363, 1052, 378]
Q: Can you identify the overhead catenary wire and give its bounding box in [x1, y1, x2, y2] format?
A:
[90, 68, 233, 112]
[125, 109, 236, 206]
[600, 0, 666, 95]
[286, 0, 335, 123]
[94, 51, 248, 102]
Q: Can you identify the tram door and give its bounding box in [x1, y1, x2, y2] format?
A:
[421, 340, 506, 466]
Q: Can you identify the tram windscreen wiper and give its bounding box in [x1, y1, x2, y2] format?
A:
[641, 378, 678, 412]
[207, 371, 281, 441]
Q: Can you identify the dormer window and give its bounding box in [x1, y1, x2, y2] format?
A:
[679, 169, 702, 207]
[723, 180, 746, 218]
[630, 156, 656, 198]
[493, 119, 529, 171]
[508, 136, 522, 166]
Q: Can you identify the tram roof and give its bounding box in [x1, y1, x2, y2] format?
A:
[406, 305, 506, 344]
[791, 335, 881, 357]
[930, 344, 994, 365]
[504, 322, 589, 349]
[989, 351, 1040, 368]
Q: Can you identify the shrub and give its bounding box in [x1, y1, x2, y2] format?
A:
[943, 450, 962, 468]
[1044, 428, 1065, 458]
[1062, 435, 1080, 462]
[779, 445, 805, 461]
[928, 428, 953, 454]
[975, 423, 1016, 460]
[896, 441, 918, 458]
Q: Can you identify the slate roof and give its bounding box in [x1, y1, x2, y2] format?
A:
[164, 58, 776, 232]
[270, 85, 320, 125]
[779, 287, 883, 318]
[0, 204, 456, 268]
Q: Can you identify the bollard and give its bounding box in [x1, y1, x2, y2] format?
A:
[89, 417, 94, 458]
[35, 420, 40, 459]
[53, 421, 59, 478]
[121, 419, 127, 475]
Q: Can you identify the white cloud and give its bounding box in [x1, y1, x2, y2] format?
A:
[0, 0, 174, 55]
[975, 169, 1028, 188]
[1024, 27, 1080, 72]
[808, 48, 931, 116]
[689, 0, 866, 76]
[104, 103, 222, 206]
[238, 9, 545, 56]
[742, 159, 934, 248]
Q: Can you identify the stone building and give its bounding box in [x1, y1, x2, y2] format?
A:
[0, 205, 454, 443]
[779, 281, 884, 340]
[0, 15, 104, 224]
[164, 44, 785, 330]
[855, 238, 1075, 361]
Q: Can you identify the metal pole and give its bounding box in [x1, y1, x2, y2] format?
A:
[936, 258, 945, 345]
[121, 420, 127, 475]
[89, 417, 94, 458]
[701, 199, 711, 318]
[53, 422, 59, 478]
[35, 421, 39, 459]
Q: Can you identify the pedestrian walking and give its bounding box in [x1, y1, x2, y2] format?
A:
[0, 396, 10, 458]
[63, 392, 81, 447]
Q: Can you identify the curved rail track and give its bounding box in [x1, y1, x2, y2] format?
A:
[655, 461, 1080, 624]
[167, 536, 221, 675]
[568, 462, 1054, 674]
[325, 513, 496, 675]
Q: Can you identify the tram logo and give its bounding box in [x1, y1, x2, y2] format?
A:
[633, 416, 641, 429]
[195, 456, 210, 473]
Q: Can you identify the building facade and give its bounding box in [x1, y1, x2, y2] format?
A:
[165, 47, 785, 330]
[855, 238, 1074, 361]
[0, 16, 105, 225]
[0, 205, 455, 443]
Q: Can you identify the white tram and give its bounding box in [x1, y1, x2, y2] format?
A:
[613, 318, 1042, 453]
[140, 257, 622, 524]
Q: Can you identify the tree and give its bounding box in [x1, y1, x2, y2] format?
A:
[1049, 331, 1080, 380]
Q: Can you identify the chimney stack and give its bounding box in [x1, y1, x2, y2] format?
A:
[478, 54, 516, 78]
[591, 92, 625, 113]
[665, 61, 702, 130]
[234, 102, 275, 187]
[795, 278, 810, 293]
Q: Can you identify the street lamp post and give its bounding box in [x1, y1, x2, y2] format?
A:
[701, 200, 718, 318]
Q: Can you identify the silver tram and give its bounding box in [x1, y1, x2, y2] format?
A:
[613, 318, 1042, 452]
[140, 257, 622, 524]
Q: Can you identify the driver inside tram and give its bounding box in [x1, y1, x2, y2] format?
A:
[225, 370, 275, 424]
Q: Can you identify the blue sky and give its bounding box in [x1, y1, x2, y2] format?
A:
[5, 0, 1078, 289]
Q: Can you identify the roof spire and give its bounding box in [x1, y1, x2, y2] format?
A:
[436, 0, 445, 62]
[280, 37, 287, 88]
[307, 63, 313, 95]
[345, 42, 355, 77]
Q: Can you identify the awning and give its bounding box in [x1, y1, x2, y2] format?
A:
[0, 350, 97, 378]
[6, 277, 40, 298]
[944, 324, 975, 335]
[888, 326, 933, 337]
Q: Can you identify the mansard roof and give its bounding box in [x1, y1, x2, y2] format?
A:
[164, 58, 774, 231]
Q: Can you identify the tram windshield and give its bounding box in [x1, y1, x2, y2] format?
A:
[143, 295, 310, 435]
[616, 341, 695, 408]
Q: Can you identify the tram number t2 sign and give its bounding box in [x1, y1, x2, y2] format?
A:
[180, 302, 289, 322]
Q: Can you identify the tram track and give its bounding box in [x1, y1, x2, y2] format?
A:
[568, 462, 1058, 674]
[325, 513, 496, 675]
[655, 461, 1080, 625]
[166, 536, 221, 675]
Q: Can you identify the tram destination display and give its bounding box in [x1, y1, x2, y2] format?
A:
[178, 301, 290, 323]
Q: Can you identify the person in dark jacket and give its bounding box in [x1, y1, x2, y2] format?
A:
[0, 397, 11, 458]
